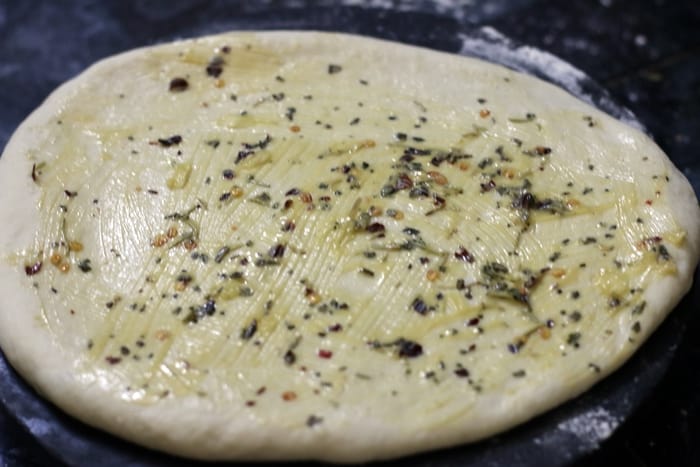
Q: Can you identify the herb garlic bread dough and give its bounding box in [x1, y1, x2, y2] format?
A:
[0, 31, 698, 462]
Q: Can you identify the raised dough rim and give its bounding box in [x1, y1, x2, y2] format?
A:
[0, 30, 698, 463]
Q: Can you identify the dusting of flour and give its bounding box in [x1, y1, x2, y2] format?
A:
[556, 407, 621, 447]
[459, 26, 643, 131]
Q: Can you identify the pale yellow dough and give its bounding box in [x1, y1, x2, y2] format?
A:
[0, 31, 698, 462]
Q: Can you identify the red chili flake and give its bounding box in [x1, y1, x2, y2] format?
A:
[283, 200, 294, 211]
[535, 146, 552, 155]
[282, 391, 297, 401]
[328, 323, 343, 332]
[317, 349, 333, 359]
[256, 386, 267, 395]
[25, 261, 43, 276]
[282, 220, 295, 232]
[467, 317, 480, 326]
[245, 400, 256, 407]
[645, 199, 653, 206]
[396, 173, 413, 190]
[105, 356, 122, 365]
[300, 192, 313, 203]
[454, 247, 474, 263]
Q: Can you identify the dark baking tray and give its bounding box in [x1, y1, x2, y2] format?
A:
[0, 2, 697, 466]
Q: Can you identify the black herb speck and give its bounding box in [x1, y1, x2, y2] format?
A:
[482, 262, 509, 281]
[191, 300, 216, 322]
[454, 247, 475, 263]
[169, 77, 189, 92]
[632, 301, 646, 315]
[284, 350, 296, 365]
[366, 223, 385, 234]
[214, 246, 231, 264]
[411, 297, 429, 315]
[328, 64, 342, 74]
[306, 415, 324, 427]
[269, 243, 286, 258]
[359, 268, 375, 277]
[396, 338, 423, 358]
[206, 55, 225, 77]
[285, 107, 297, 121]
[77, 259, 92, 273]
[241, 319, 258, 340]
[567, 332, 581, 348]
[158, 135, 182, 147]
[25, 261, 42, 276]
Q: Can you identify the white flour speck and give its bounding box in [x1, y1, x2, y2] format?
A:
[557, 407, 620, 447]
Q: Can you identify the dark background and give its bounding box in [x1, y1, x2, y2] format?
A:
[0, 1, 698, 466]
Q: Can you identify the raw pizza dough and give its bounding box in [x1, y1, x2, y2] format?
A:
[0, 31, 698, 462]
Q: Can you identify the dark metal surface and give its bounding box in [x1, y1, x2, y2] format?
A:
[0, 1, 698, 466]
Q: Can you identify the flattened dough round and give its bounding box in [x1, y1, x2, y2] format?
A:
[0, 31, 698, 462]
